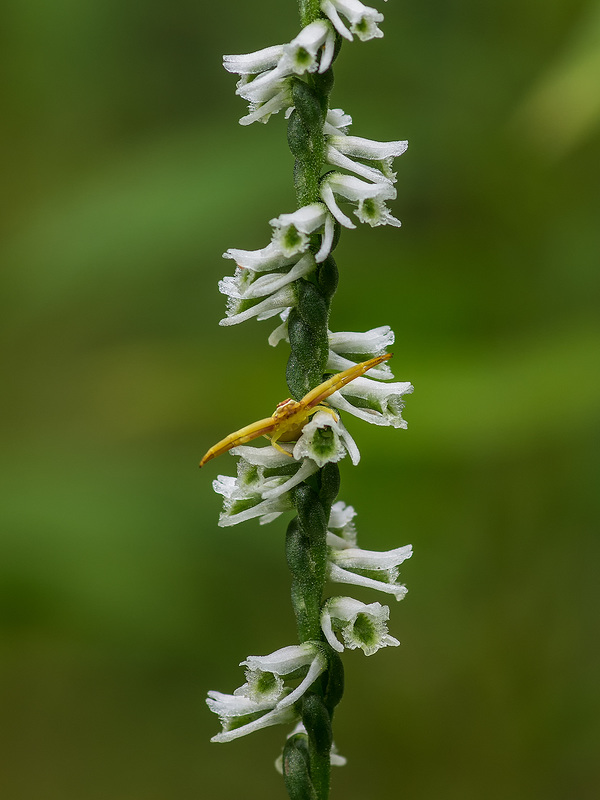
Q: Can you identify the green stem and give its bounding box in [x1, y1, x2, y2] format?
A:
[282, 14, 344, 800]
[299, 0, 323, 27]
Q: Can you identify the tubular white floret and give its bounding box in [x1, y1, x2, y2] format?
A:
[219, 254, 314, 302]
[267, 308, 291, 348]
[327, 326, 396, 378]
[325, 135, 408, 185]
[223, 242, 298, 273]
[321, 596, 400, 655]
[325, 144, 394, 185]
[329, 134, 408, 161]
[326, 350, 393, 380]
[321, 0, 384, 42]
[208, 692, 298, 743]
[219, 284, 297, 327]
[239, 80, 293, 126]
[324, 107, 353, 136]
[279, 20, 336, 75]
[261, 459, 320, 500]
[329, 325, 395, 355]
[292, 410, 361, 467]
[214, 475, 294, 527]
[207, 643, 327, 743]
[328, 376, 414, 427]
[224, 22, 337, 126]
[327, 500, 358, 548]
[223, 45, 286, 75]
[236, 68, 289, 104]
[320, 172, 399, 228]
[328, 543, 413, 601]
[214, 446, 320, 525]
[269, 204, 333, 259]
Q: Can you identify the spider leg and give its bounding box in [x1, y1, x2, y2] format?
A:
[269, 431, 295, 458]
[307, 405, 339, 423]
[199, 416, 277, 467]
[301, 353, 392, 410]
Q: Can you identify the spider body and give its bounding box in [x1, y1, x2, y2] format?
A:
[199, 353, 392, 467]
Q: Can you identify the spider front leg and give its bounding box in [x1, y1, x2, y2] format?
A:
[307, 405, 339, 423]
[267, 432, 295, 457]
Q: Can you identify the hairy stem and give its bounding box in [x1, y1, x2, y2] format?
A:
[283, 16, 344, 800]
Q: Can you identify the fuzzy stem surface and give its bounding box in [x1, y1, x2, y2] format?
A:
[284, 17, 343, 800]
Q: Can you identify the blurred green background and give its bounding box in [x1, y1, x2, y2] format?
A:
[1, 1, 599, 798]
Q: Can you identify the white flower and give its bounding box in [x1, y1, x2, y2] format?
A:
[321, 597, 400, 655]
[324, 107, 353, 136]
[223, 242, 298, 273]
[219, 254, 314, 301]
[214, 473, 294, 527]
[325, 144, 393, 185]
[214, 445, 319, 525]
[279, 20, 336, 75]
[275, 722, 347, 774]
[270, 203, 334, 262]
[329, 134, 408, 163]
[219, 284, 297, 326]
[238, 75, 293, 126]
[320, 172, 400, 229]
[223, 45, 285, 76]
[242, 643, 326, 708]
[223, 22, 336, 125]
[328, 542, 413, 601]
[208, 643, 327, 743]
[327, 500, 358, 549]
[223, 42, 293, 126]
[292, 410, 360, 467]
[326, 135, 408, 184]
[207, 691, 298, 744]
[327, 326, 395, 378]
[236, 68, 288, 105]
[327, 376, 414, 427]
[329, 325, 395, 356]
[267, 308, 291, 348]
[321, 0, 384, 42]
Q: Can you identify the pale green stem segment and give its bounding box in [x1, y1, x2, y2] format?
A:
[299, 0, 323, 27]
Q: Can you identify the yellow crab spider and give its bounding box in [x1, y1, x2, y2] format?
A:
[199, 353, 392, 467]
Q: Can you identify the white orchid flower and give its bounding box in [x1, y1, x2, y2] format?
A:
[292, 410, 361, 467]
[328, 376, 414, 427]
[321, 0, 385, 42]
[321, 596, 400, 655]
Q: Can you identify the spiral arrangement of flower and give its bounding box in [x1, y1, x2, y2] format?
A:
[202, 2, 414, 797]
